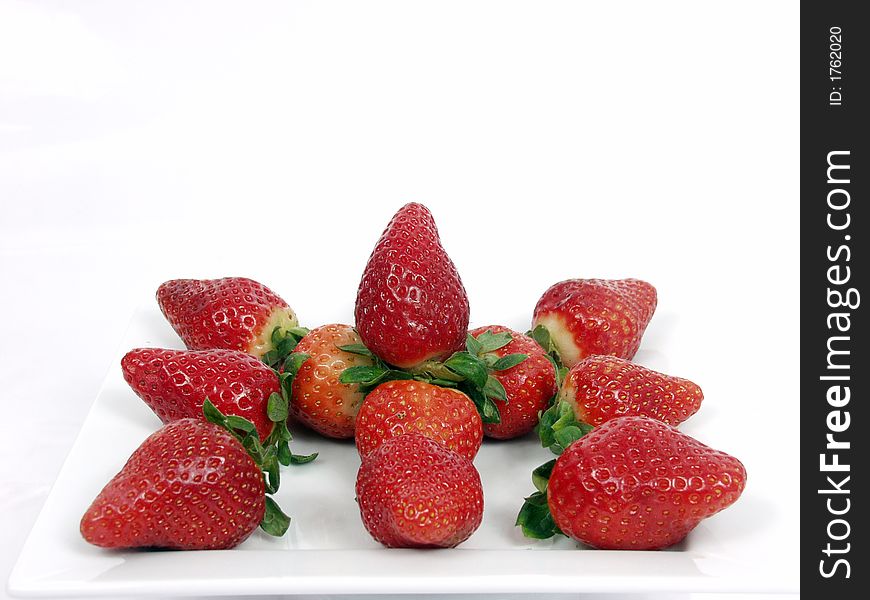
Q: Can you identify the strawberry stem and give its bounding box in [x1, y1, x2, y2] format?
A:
[262, 326, 310, 369]
[261, 497, 291, 537]
[443, 331, 530, 424]
[527, 325, 568, 386]
[337, 331, 530, 424]
[202, 377, 315, 537]
[536, 400, 594, 455]
[337, 344, 416, 392]
[516, 459, 563, 540]
[532, 459, 557, 493]
[268, 352, 318, 465]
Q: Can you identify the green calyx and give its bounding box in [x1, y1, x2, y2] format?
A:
[270, 351, 319, 467]
[337, 344, 415, 393]
[440, 330, 530, 424]
[338, 330, 530, 425]
[527, 324, 568, 386]
[528, 324, 591, 454]
[536, 399, 594, 455]
[515, 459, 563, 539]
[261, 326, 310, 369]
[202, 350, 317, 537]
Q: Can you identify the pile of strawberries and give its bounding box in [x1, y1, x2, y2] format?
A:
[80, 203, 746, 553]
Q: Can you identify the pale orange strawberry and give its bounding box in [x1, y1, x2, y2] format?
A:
[290, 324, 375, 438]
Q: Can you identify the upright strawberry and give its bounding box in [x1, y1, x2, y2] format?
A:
[157, 277, 306, 368]
[537, 355, 703, 454]
[290, 324, 375, 439]
[355, 380, 483, 460]
[517, 416, 746, 550]
[468, 326, 556, 440]
[356, 433, 484, 548]
[354, 203, 469, 369]
[531, 278, 657, 367]
[81, 413, 292, 550]
[121, 348, 280, 441]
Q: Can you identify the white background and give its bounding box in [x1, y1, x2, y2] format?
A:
[0, 1, 799, 599]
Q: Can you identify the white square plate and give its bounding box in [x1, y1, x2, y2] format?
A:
[9, 306, 798, 597]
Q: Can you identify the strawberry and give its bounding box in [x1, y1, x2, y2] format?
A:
[354, 203, 470, 369]
[120, 348, 316, 468]
[81, 414, 292, 550]
[290, 324, 375, 439]
[468, 326, 557, 440]
[156, 277, 306, 368]
[354, 380, 483, 460]
[531, 278, 657, 367]
[517, 416, 746, 550]
[121, 348, 280, 441]
[537, 355, 703, 454]
[355, 433, 484, 548]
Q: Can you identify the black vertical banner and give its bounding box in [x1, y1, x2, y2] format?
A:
[802, 2, 868, 598]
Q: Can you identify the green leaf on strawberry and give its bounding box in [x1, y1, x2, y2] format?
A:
[515, 458, 563, 540]
[261, 496, 291, 537]
[444, 352, 488, 389]
[289, 452, 319, 465]
[473, 329, 513, 354]
[491, 353, 528, 371]
[202, 399, 296, 535]
[465, 333, 483, 356]
[339, 364, 414, 392]
[516, 492, 561, 540]
[336, 343, 376, 358]
[482, 375, 507, 402]
[532, 459, 556, 494]
[442, 330, 531, 424]
[226, 415, 257, 433]
[336, 329, 531, 425]
[266, 352, 318, 466]
[339, 365, 389, 385]
[262, 326, 310, 369]
[266, 392, 289, 422]
[527, 324, 567, 386]
[537, 399, 594, 455]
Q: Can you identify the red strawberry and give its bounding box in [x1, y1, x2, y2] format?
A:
[290, 324, 375, 439]
[80, 418, 288, 550]
[564, 355, 702, 427]
[468, 326, 556, 440]
[538, 355, 703, 453]
[122, 348, 280, 441]
[157, 277, 302, 366]
[355, 380, 482, 460]
[356, 433, 484, 548]
[517, 416, 746, 550]
[532, 278, 657, 367]
[355, 203, 469, 369]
